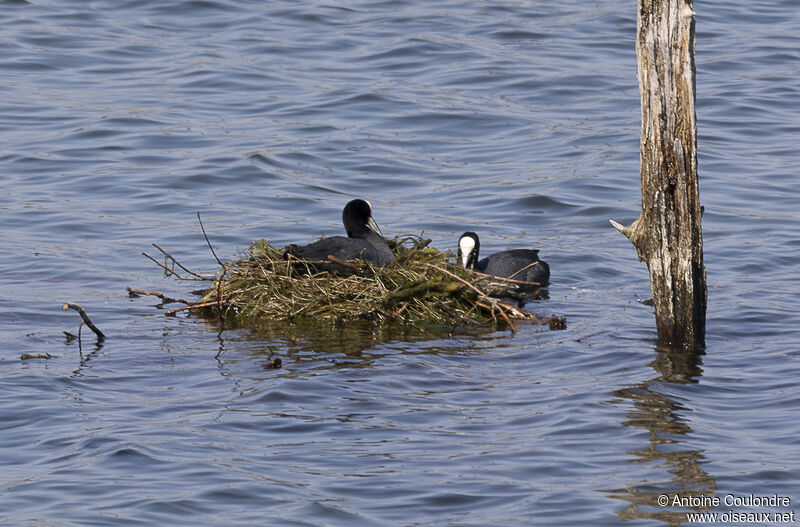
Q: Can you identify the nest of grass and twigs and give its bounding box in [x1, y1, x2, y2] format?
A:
[170, 235, 565, 334]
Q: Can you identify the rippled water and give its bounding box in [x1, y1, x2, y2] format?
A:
[2, 1, 799, 525]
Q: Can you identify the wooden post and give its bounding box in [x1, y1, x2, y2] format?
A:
[610, 0, 706, 350]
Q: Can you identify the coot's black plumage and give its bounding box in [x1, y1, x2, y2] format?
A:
[458, 231, 550, 284]
[284, 199, 395, 270]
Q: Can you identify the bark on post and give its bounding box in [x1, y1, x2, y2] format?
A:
[610, 0, 706, 350]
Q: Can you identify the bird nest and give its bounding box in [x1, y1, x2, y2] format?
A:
[138, 235, 565, 334]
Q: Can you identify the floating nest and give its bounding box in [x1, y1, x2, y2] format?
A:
[175, 236, 565, 334]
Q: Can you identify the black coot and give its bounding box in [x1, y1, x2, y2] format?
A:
[458, 231, 549, 284]
[284, 199, 395, 270]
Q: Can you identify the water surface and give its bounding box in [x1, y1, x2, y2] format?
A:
[1, 1, 799, 525]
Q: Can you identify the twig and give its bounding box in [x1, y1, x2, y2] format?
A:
[142, 251, 208, 281]
[197, 212, 225, 267]
[196, 212, 229, 322]
[463, 263, 545, 320]
[473, 270, 542, 287]
[152, 243, 213, 280]
[477, 300, 517, 334]
[327, 254, 359, 270]
[21, 353, 53, 360]
[216, 277, 225, 322]
[428, 265, 494, 301]
[392, 302, 409, 318]
[426, 264, 517, 334]
[506, 260, 542, 281]
[62, 302, 105, 341]
[126, 287, 189, 305]
[165, 300, 219, 316]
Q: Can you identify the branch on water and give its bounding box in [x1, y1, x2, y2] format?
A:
[126, 287, 189, 305]
[21, 353, 53, 360]
[62, 302, 105, 341]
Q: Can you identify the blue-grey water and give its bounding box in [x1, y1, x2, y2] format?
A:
[2, 1, 799, 525]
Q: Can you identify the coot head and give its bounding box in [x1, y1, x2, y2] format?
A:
[458, 231, 480, 269]
[343, 199, 383, 239]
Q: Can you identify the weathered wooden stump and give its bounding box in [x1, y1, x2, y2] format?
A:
[611, 0, 706, 350]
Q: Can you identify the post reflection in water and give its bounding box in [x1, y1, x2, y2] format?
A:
[608, 345, 716, 526]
